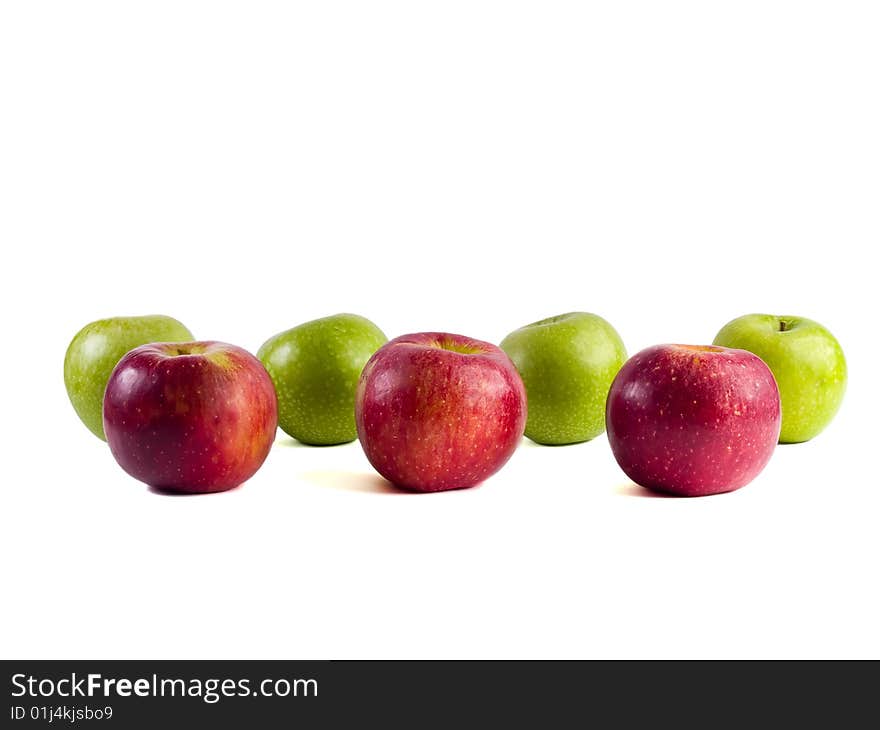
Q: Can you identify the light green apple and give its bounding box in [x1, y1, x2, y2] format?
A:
[500, 312, 627, 445]
[64, 314, 194, 440]
[712, 314, 846, 443]
[258, 313, 387, 445]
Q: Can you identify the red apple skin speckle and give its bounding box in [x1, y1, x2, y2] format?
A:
[355, 333, 527, 492]
[103, 341, 278, 493]
[605, 344, 781, 497]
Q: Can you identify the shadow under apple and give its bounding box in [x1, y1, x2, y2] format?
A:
[300, 470, 405, 494]
[147, 484, 241, 497]
[613, 482, 677, 499]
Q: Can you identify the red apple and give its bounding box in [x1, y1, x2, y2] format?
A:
[103, 341, 278, 493]
[355, 333, 527, 492]
[605, 344, 781, 497]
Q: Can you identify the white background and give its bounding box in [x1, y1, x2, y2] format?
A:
[1, 1, 878, 659]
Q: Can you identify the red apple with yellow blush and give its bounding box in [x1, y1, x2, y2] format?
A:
[355, 333, 527, 492]
[103, 341, 278, 493]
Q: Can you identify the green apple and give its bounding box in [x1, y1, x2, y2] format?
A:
[712, 314, 846, 443]
[64, 314, 194, 440]
[258, 313, 387, 445]
[500, 312, 627, 445]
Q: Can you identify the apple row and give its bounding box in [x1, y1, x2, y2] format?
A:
[64, 312, 847, 496]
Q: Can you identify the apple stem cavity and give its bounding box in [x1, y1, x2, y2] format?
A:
[167, 344, 210, 357]
[433, 337, 484, 355]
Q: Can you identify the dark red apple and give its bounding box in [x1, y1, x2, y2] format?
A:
[103, 341, 278, 493]
[355, 333, 527, 492]
[605, 344, 781, 497]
